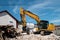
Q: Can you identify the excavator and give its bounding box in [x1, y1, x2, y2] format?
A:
[20, 8, 55, 35]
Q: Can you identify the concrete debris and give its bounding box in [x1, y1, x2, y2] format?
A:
[13, 34, 60, 40]
[0, 34, 60, 40]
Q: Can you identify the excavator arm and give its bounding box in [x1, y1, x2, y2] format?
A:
[20, 8, 40, 27]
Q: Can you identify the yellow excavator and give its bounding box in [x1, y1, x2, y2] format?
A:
[20, 8, 55, 35]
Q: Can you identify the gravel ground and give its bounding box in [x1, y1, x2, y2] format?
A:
[3, 34, 60, 40]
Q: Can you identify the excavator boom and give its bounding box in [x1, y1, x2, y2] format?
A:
[20, 8, 40, 27]
[20, 8, 26, 27]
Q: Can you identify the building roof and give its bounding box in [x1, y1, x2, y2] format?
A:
[0, 10, 20, 23]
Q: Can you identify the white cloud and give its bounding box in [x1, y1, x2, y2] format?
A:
[27, 0, 58, 14]
[27, 1, 51, 10]
[40, 13, 48, 17]
[54, 8, 60, 12]
[50, 19, 60, 25]
[50, 19, 60, 23]
[13, 6, 18, 14]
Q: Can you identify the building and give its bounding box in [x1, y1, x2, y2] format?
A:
[0, 10, 20, 28]
[54, 25, 60, 36]
[55, 25, 60, 29]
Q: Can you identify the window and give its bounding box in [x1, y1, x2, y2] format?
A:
[9, 21, 13, 23]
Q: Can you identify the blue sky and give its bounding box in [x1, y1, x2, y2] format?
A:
[0, 0, 60, 25]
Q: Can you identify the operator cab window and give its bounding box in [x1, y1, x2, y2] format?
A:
[38, 20, 49, 29]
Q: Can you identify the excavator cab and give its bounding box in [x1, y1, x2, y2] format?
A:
[38, 20, 53, 35]
[34, 20, 53, 35]
[33, 20, 49, 34]
[38, 20, 49, 29]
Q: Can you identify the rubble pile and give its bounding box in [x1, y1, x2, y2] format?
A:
[0, 33, 60, 40]
[15, 34, 60, 40]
